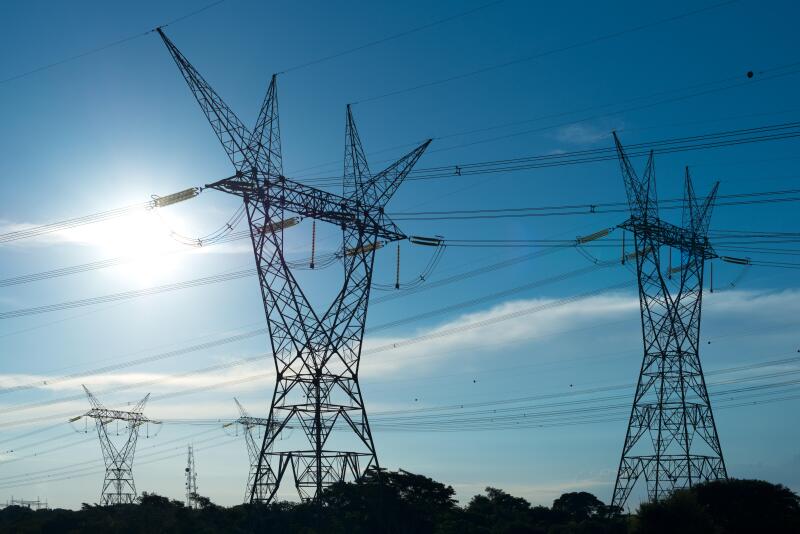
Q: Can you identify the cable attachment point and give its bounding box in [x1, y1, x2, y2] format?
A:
[151, 187, 200, 208]
[409, 235, 444, 247]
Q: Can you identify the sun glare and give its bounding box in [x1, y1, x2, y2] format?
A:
[65, 209, 188, 286]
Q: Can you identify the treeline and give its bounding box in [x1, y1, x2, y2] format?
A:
[1, 470, 798, 533]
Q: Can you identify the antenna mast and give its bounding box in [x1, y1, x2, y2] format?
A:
[185, 445, 198, 509]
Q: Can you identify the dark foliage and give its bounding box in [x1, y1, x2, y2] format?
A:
[0, 474, 795, 533]
[634, 478, 800, 534]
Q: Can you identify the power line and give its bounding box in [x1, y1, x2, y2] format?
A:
[4, 362, 800, 479]
[2, 185, 799, 294]
[298, 121, 800, 185]
[390, 187, 800, 220]
[0, 278, 633, 427]
[278, 1, 506, 75]
[0, 1, 227, 86]
[287, 62, 800, 177]
[352, 0, 739, 104]
[0, 266, 255, 320]
[0, 257, 615, 418]
[0, 432, 234, 491]
[3, 121, 797, 252]
[2, 356, 797, 489]
[2, 219, 799, 323]
[0, 427, 222, 484]
[0, 202, 151, 244]
[0, 247, 562, 402]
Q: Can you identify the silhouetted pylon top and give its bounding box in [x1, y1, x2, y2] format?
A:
[613, 132, 719, 258]
[78, 385, 156, 426]
[157, 28, 430, 244]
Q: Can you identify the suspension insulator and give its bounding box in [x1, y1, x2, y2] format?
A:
[409, 235, 443, 246]
[720, 256, 750, 265]
[667, 264, 683, 275]
[259, 217, 299, 234]
[576, 228, 611, 244]
[152, 188, 200, 208]
[310, 221, 316, 269]
[345, 241, 383, 257]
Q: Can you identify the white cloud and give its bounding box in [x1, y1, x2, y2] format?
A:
[552, 123, 613, 145]
[361, 292, 640, 377]
[0, 288, 796, 428]
[705, 288, 800, 316]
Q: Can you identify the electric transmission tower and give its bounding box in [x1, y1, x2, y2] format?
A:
[225, 398, 275, 502]
[74, 386, 157, 505]
[611, 134, 727, 508]
[185, 444, 198, 509]
[157, 29, 430, 503]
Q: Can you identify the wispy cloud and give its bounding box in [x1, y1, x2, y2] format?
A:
[361, 292, 640, 378]
[0, 288, 796, 425]
[551, 121, 621, 146]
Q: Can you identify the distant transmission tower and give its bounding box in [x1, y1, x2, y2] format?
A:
[611, 134, 727, 507]
[157, 29, 430, 503]
[74, 386, 157, 505]
[226, 398, 274, 502]
[6, 497, 47, 510]
[185, 444, 198, 509]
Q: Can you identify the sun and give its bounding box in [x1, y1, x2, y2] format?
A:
[66, 209, 187, 286]
[113, 211, 184, 285]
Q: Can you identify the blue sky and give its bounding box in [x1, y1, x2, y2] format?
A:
[0, 0, 799, 509]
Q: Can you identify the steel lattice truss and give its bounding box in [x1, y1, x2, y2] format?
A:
[230, 398, 275, 502]
[185, 444, 198, 509]
[611, 134, 727, 508]
[80, 386, 154, 505]
[157, 30, 430, 502]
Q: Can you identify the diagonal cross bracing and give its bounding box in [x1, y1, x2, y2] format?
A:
[611, 134, 727, 508]
[158, 29, 430, 503]
[80, 386, 154, 505]
[232, 398, 274, 503]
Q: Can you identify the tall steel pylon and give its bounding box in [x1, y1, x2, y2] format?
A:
[228, 398, 274, 502]
[157, 29, 430, 503]
[611, 134, 727, 507]
[76, 386, 156, 505]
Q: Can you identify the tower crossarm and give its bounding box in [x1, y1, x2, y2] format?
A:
[84, 408, 155, 426]
[619, 216, 716, 259]
[612, 135, 726, 509]
[238, 416, 271, 428]
[205, 174, 405, 242]
[159, 28, 430, 504]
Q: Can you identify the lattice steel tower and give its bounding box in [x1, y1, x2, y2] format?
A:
[157, 29, 430, 503]
[76, 386, 156, 505]
[227, 398, 274, 502]
[611, 134, 727, 507]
